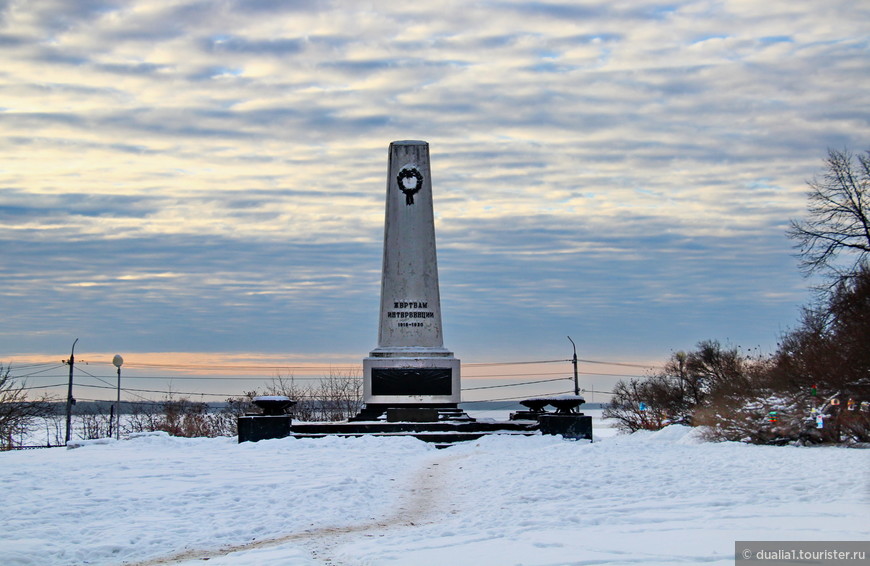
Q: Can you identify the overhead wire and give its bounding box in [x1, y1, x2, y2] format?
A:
[71, 366, 167, 402]
[580, 388, 616, 395]
[74, 365, 117, 390]
[20, 383, 67, 391]
[8, 364, 68, 379]
[10, 355, 656, 402]
[12, 357, 655, 373]
[462, 377, 570, 391]
[122, 362, 361, 371]
[464, 359, 569, 367]
[472, 390, 578, 402]
[73, 383, 237, 398]
[4, 361, 66, 370]
[578, 358, 658, 369]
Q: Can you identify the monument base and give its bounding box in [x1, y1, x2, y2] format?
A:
[362, 353, 461, 406]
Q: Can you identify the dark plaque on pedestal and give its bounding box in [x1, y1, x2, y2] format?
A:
[371, 367, 452, 396]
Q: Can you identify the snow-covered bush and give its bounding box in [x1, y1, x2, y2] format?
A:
[695, 390, 814, 444]
[604, 341, 755, 434]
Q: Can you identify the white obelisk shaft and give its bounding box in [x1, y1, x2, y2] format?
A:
[363, 141, 460, 406]
[375, 141, 447, 352]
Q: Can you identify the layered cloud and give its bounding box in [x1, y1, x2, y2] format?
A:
[1, 0, 867, 362]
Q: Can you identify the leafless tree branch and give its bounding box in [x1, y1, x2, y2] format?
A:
[788, 148, 870, 278]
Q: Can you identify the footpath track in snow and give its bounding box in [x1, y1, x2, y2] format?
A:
[299, 450, 468, 566]
[132, 450, 468, 566]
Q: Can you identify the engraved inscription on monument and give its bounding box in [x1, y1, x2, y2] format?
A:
[387, 301, 435, 327]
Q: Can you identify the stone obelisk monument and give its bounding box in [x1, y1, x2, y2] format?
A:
[358, 140, 461, 419]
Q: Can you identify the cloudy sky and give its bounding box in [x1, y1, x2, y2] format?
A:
[2, 0, 868, 389]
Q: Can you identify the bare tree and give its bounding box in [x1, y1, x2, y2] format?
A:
[262, 371, 362, 422]
[215, 393, 257, 436]
[42, 409, 66, 447]
[0, 364, 52, 449]
[315, 368, 363, 421]
[76, 403, 113, 440]
[263, 375, 318, 421]
[789, 148, 870, 278]
[603, 376, 674, 433]
[127, 401, 163, 433]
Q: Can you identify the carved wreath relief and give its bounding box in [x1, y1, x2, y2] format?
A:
[397, 165, 423, 205]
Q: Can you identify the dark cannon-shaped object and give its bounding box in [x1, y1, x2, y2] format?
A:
[509, 398, 551, 420]
[546, 395, 585, 414]
[511, 395, 592, 440]
[238, 396, 297, 443]
[252, 396, 296, 416]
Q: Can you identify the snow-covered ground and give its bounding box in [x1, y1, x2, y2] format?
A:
[2, 415, 867, 566]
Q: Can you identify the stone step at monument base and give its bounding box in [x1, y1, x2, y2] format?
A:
[291, 430, 536, 448]
[237, 415, 592, 445]
[290, 419, 540, 447]
[349, 403, 475, 423]
[434, 407, 476, 422]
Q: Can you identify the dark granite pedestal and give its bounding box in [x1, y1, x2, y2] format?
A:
[237, 396, 296, 443]
[238, 414, 292, 443]
[537, 413, 593, 440]
[510, 395, 593, 441]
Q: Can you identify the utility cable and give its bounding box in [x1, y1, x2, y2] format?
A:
[470, 389, 578, 402]
[20, 383, 67, 391]
[461, 377, 570, 391]
[123, 362, 360, 371]
[8, 364, 68, 379]
[4, 362, 62, 372]
[580, 388, 615, 395]
[578, 358, 659, 369]
[73, 383, 237, 398]
[465, 359, 569, 367]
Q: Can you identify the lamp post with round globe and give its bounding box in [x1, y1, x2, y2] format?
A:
[112, 355, 123, 440]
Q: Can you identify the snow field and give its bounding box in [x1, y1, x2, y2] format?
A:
[1, 433, 435, 566]
[1, 425, 867, 566]
[349, 429, 868, 565]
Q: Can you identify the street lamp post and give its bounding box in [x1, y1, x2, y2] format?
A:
[64, 338, 79, 444]
[567, 336, 579, 396]
[112, 354, 124, 440]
